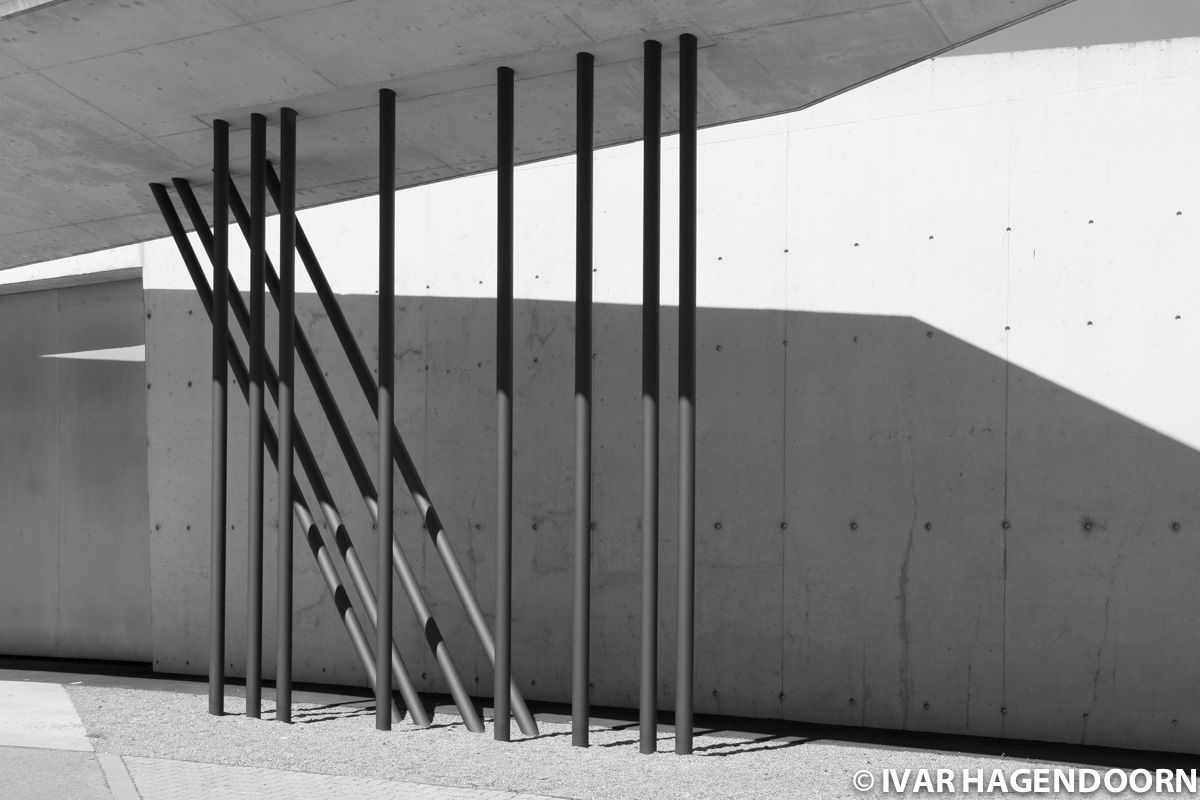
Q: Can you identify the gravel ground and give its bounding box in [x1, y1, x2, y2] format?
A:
[67, 685, 1174, 800]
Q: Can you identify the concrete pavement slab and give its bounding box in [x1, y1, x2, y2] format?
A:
[0, 748, 111, 800]
[0, 681, 91, 752]
[122, 755, 561, 800]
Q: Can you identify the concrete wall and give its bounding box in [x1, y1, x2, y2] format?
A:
[143, 38, 1200, 753]
[0, 277, 150, 661]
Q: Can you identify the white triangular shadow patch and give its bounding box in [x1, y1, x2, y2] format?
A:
[40, 345, 146, 362]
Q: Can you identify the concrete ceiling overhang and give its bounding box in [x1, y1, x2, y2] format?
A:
[0, 0, 1075, 270]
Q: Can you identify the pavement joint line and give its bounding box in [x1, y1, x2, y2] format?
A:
[0, 731, 93, 752]
[120, 755, 568, 800]
[98, 752, 142, 800]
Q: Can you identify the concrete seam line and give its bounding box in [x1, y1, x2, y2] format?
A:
[97, 752, 142, 800]
[0, 732, 92, 752]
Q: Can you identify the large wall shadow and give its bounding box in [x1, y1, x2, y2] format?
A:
[144, 289, 1200, 755]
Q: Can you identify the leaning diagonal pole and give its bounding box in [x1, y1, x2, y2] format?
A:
[177, 177, 483, 733]
[151, 183, 391, 718]
[172, 179, 433, 729]
[263, 164, 539, 737]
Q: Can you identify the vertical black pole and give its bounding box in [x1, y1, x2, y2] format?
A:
[495, 66, 515, 743]
[208, 119, 229, 717]
[276, 107, 297, 724]
[572, 51, 594, 749]
[246, 112, 267, 720]
[376, 88, 396, 732]
[675, 32, 698, 757]
[640, 39, 662, 756]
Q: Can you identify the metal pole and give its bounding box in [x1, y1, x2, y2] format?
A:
[675, 32, 698, 756]
[208, 119, 229, 717]
[262, 164, 538, 737]
[572, 50, 594, 749]
[377, 88, 396, 732]
[640, 39, 662, 756]
[495, 65, 515, 743]
[246, 111, 267, 721]
[276, 107, 297, 724]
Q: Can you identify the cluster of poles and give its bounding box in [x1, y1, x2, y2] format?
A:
[499, 35, 699, 754]
[149, 33, 700, 755]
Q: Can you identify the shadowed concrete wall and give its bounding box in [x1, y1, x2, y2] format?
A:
[142, 38, 1200, 753]
[0, 277, 150, 661]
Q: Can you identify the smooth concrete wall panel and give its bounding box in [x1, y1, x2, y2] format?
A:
[509, 299, 577, 702]
[145, 286, 230, 676]
[780, 314, 1007, 736]
[691, 308, 787, 718]
[587, 302, 650, 709]
[0, 289, 63, 656]
[141, 39, 1200, 753]
[0, 279, 149, 661]
[1002, 364, 1200, 752]
[897, 329, 1007, 740]
[56, 281, 150, 659]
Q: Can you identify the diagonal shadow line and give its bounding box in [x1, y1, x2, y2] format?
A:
[293, 708, 375, 725]
[595, 730, 811, 752]
[693, 733, 788, 752]
[510, 720, 642, 743]
[596, 734, 674, 748]
[290, 700, 372, 715]
[390, 719, 473, 732]
[515, 722, 722, 746]
[695, 738, 815, 757]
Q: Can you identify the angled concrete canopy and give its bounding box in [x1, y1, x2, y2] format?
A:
[0, 0, 1075, 270]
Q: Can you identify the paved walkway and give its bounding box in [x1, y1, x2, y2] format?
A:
[8, 666, 1195, 800]
[0, 680, 92, 752]
[119, 757, 551, 800]
[0, 680, 559, 800]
